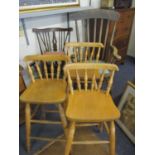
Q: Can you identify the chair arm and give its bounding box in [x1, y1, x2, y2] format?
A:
[110, 45, 121, 61]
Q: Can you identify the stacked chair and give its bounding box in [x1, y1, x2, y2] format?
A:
[20, 9, 121, 155]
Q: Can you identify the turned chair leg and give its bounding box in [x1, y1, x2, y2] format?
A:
[58, 104, 68, 137]
[99, 122, 103, 133]
[109, 121, 115, 155]
[65, 121, 76, 155]
[25, 103, 31, 152]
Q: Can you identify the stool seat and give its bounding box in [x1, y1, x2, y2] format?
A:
[66, 91, 120, 122]
[20, 79, 67, 104]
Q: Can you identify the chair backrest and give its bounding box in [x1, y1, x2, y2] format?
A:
[24, 54, 69, 83]
[64, 63, 118, 95]
[33, 27, 73, 54]
[65, 42, 104, 62]
[69, 9, 120, 60]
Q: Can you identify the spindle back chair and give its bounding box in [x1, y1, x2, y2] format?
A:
[64, 63, 120, 155]
[64, 63, 118, 94]
[65, 42, 104, 63]
[20, 54, 69, 153]
[69, 9, 121, 62]
[33, 27, 73, 54]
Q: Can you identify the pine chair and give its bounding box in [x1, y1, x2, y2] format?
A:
[64, 63, 120, 155]
[33, 27, 73, 54]
[20, 54, 69, 152]
[65, 42, 107, 79]
[69, 9, 121, 63]
[65, 42, 104, 63]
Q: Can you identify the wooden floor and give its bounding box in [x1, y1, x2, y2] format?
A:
[35, 127, 113, 155]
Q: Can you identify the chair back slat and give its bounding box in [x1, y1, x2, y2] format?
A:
[24, 54, 69, 83]
[76, 70, 81, 91]
[93, 19, 97, 42]
[57, 61, 61, 79]
[67, 70, 74, 95]
[98, 72, 105, 90]
[85, 47, 88, 62]
[27, 64, 35, 83]
[65, 42, 104, 63]
[50, 61, 54, 79]
[90, 47, 95, 61]
[75, 20, 80, 42]
[99, 19, 103, 42]
[106, 70, 115, 94]
[44, 61, 48, 79]
[84, 69, 88, 91]
[73, 47, 78, 62]
[87, 19, 90, 42]
[33, 28, 73, 54]
[64, 63, 118, 94]
[35, 62, 42, 79]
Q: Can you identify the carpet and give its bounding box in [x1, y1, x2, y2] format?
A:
[34, 127, 111, 155]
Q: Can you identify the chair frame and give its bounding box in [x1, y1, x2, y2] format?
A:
[64, 63, 119, 155]
[21, 54, 70, 153]
[69, 9, 121, 63]
[65, 42, 104, 63]
[33, 27, 73, 54]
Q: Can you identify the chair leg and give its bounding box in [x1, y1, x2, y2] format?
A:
[99, 122, 103, 133]
[58, 104, 68, 137]
[109, 121, 115, 155]
[25, 103, 31, 152]
[65, 121, 76, 155]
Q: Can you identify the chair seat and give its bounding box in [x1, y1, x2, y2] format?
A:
[66, 91, 120, 122]
[20, 79, 67, 104]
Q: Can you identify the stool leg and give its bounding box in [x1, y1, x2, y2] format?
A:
[99, 122, 103, 133]
[25, 103, 31, 152]
[58, 104, 68, 137]
[65, 121, 76, 155]
[109, 121, 115, 155]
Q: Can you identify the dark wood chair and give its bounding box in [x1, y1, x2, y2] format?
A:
[32, 27, 73, 54]
[69, 9, 121, 63]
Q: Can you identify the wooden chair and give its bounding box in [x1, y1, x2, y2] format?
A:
[64, 63, 120, 155]
[65, 42, 104, 63]
[33, 27, 73, 54]
[69, 9, 121, 63]
[20, 54, 69, 152]
[65, 42, 110, 79]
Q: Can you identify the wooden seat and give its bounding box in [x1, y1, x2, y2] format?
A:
[67, 91, 120, 122]
[20, 54, 69, 153]
[20, 79, 66, 104]
[64, 63, 120, 155]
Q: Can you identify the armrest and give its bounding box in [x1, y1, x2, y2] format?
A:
[110, 45, 121, 61]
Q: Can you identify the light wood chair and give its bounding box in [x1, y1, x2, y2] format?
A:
[65, 42, 106, 79]
[64, 63, 120, 155]
[65, 42, 104, 63]
[33, 27, 73, 54]
[20, 54, 69, 152]
[69, 9, 121, 63]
